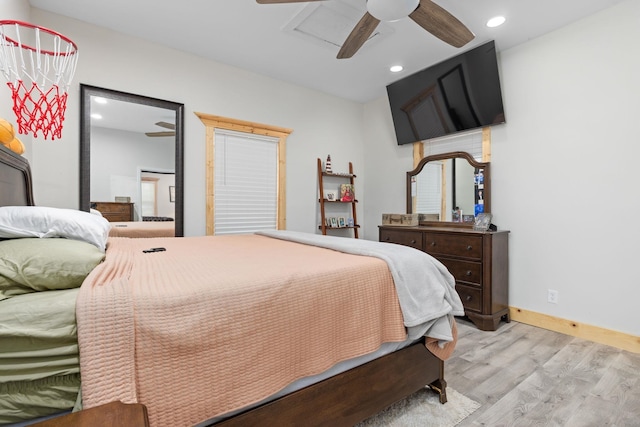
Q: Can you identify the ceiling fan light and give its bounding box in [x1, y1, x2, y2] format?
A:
[367, 0, 419, 22]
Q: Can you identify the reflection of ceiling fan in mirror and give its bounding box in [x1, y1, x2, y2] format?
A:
[145, 121, 175, 137]
[256, 0, 474, 58]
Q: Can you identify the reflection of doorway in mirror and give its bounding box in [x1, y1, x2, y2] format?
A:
[141, 179, 158, 217]
[454, 159, 475, 218]
[139, 170, 175, 221]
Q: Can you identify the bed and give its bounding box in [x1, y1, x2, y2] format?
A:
[0, 144, 464, 427]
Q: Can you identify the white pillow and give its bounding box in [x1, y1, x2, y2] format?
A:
[0, 206, 111, 251]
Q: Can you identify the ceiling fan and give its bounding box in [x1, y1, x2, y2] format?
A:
[256, 0, 474, 58]
[145, 121, 175, 137]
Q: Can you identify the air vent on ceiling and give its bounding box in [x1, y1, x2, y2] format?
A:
[283, 1, 393, 52]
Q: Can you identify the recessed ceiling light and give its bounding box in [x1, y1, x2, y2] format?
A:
[486, 16, 506, 28]
[390, 65, 403, 73]
[91, 113, 102, 120]
[94, 97, 108, 104]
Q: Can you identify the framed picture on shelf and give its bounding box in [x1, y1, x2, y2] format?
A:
[338, 217, 346, 228]
[340, 184, 355, 202]
[330, 217, 338, 228]
[323, 190, 337, 201]
[169, 186, 176, 203]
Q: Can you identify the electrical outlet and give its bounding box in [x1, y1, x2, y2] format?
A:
[548, 289, 558, 304]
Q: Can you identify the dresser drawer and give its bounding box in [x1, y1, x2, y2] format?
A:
[379, 229, 423, 250]
[455, 283, 482, 312]
[438, 258, 482, 285]
[424, 232, 482, 260]
[101, 204, 130, 214]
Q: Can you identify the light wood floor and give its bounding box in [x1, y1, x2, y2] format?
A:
[448, 318, 640, 426]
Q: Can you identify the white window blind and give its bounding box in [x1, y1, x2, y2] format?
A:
[422, 129, 483, 160]
[214, 129, 278, 235]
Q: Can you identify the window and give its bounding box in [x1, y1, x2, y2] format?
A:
[196, 113, 292, 235]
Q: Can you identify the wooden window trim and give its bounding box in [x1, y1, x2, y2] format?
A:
[195, 112, 292, 235]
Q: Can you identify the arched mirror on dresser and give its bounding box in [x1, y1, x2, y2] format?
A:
[380, 150, 509, 331]
[406, 151, 490, 226]
[79, 85, 184, 236]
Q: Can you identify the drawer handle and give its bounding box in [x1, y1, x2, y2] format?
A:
[385, 237, 390, 241]
[465, 270, 472, 276]
[410, 239, 416, 244]
[466, 245, 473, 251]
[466, 295, 472, 301]
[430, 241, 436, 247]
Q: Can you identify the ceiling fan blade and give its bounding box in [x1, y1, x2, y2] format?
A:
[145, 131, 176, 137]
[409, 0, 474, 48]
[155, 121, 175, 130]
[337, 12, 380, 59]
[256, 0, 324, 3]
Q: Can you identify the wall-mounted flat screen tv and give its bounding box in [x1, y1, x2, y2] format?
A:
[387, 40, 505, 145]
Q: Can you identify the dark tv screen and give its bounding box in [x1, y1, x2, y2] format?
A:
[387, 40, 505, 145]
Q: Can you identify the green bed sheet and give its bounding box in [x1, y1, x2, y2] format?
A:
[0, 288, 81, 424]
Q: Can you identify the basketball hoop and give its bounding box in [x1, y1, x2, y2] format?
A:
[0, 20, 78, 140]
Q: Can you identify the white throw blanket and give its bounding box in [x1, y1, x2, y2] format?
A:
[257, 230, 464, 341]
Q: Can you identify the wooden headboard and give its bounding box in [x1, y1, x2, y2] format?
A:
[0, 144, 34, 207]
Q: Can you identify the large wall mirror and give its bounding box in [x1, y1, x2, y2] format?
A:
[407, 151, 490, 226]
[79, 84, 184, 236]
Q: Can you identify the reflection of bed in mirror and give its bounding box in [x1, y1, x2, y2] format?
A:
[0, 144, 465, 427]
[109, 220, 175, 238]
[91, 199, 175, 237]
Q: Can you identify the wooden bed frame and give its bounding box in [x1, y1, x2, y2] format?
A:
[0, 144, 448, 426]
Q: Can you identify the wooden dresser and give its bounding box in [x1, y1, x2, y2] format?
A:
[379, 225, 509, 331]
[91, 201, 134, 222]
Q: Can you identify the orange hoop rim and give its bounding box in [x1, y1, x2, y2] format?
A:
[0, 19, 78, 56]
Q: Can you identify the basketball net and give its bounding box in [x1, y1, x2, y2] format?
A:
[0, 20, 78, 140]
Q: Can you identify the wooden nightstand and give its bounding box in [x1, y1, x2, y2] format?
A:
[31, 401, 149, 427]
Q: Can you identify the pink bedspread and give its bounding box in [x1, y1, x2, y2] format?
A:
[76, 234, 408, 426]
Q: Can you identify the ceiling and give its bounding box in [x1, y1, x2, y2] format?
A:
[30, 0, 624, 105]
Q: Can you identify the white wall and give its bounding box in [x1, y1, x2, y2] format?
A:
[14, 5, 366, 237]
[5, 0, 638, 338]
[493, 0, 640, 336]
[363, 0, 640, 337]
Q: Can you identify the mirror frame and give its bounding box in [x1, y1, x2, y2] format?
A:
[406, 151, 490, 227]
[79, 84, 185, 236]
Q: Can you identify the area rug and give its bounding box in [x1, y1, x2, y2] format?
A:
[356, 388, 481, 427]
